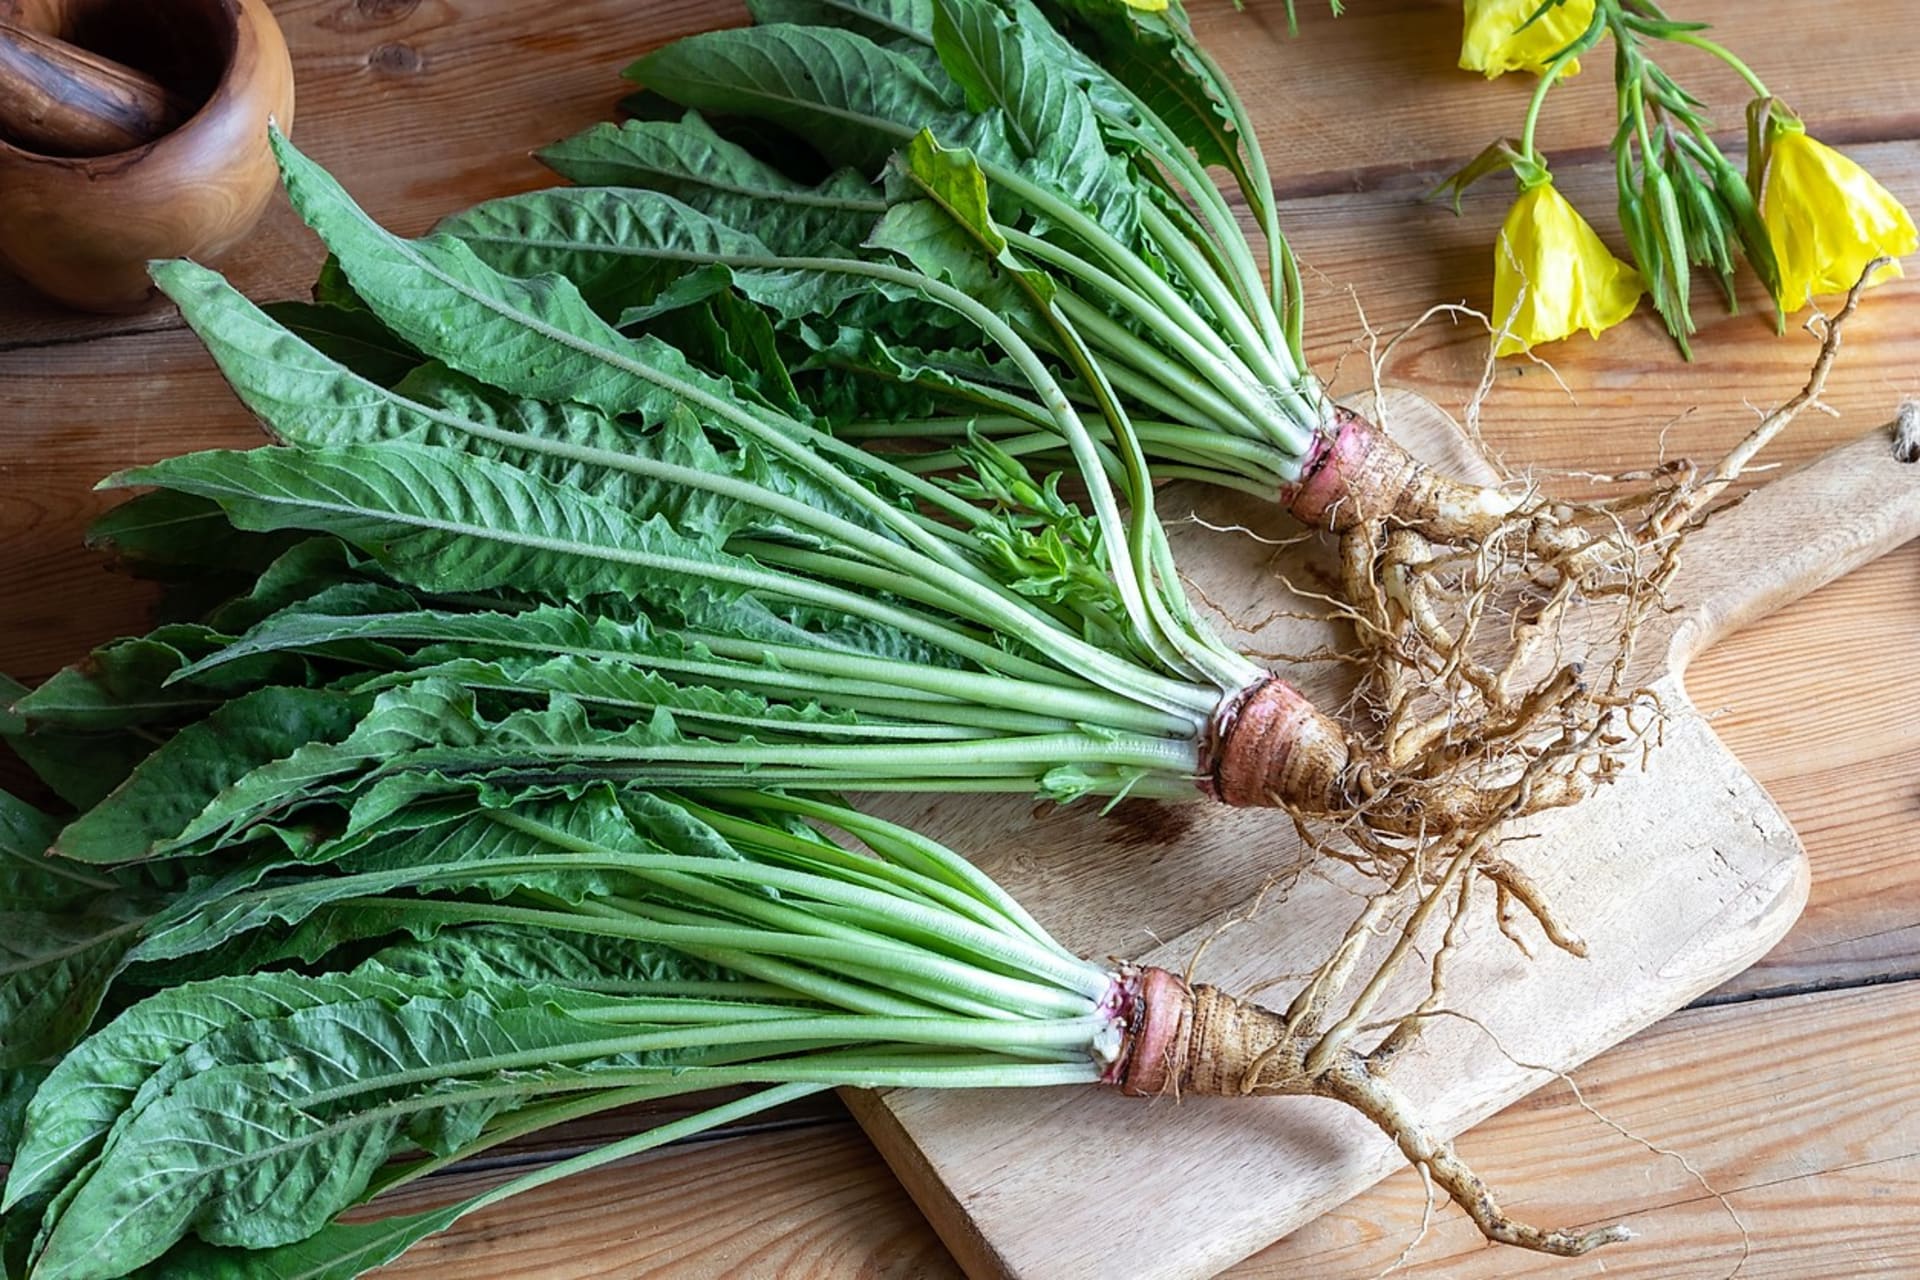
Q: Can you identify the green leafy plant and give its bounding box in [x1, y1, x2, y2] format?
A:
[466, 0, 1853, 832]
[1, 764, 1626, 1277]
[78, 123, 1659, 888]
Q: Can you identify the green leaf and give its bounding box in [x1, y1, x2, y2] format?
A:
[1, 1065, 50, 1164]
[50, 687, 361, 865]
[258, 300, 422, 388]
[0, 903, 150, 1068]
[205, 538, 405, 636]
[5, 969, 443, 1212]
[11, 627, 250, 733]
[1, 726, 156, 813]
[1046, 0, 1249, 172]
[85, 491, 283, 575]
[0, 788, 93, 910]
[271, 128, 795, 432]
[31, 984, 723, 1277]
[115, 439, 995, 673]
[368, 923, 742, 994]
[435, 185, 806, 320]
[160, 260, 908, 554]
[631, 24, 966, 173]
[874, 131, 1057, 320]
[931, 0, 1129, 221]
[112, 443, 754, 611]
[747, 0, 935, 46]
[438, 185, 882, 335]
[131, 1084, 820, 1280]
[649, 289, 807, 417]
[143, 680, 481, 860]
[128, 792, 664, 964]
[536, 113, 886, 258]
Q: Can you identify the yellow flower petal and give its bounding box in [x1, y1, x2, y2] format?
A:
[1459, 0, 1593, 79]
[1492, 181, 1644, 356]
[1762, 130, 1918, 309]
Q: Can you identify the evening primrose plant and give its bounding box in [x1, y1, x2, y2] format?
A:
[1459, 0, 1594, 80]
[1491, 171, 1644, 356]
[1753, 98, 1918, 308]
[1448, 0, 1915, 356]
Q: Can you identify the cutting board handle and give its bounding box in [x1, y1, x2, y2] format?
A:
[1661, 418, 1920, 673]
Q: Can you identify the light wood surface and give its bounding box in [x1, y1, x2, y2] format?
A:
[850, 398, 1920, 1280]
[3, 1, 1919, 1276]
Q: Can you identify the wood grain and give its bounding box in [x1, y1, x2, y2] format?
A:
[366, 1121, 958, 1280]
[1246, 981, 1920, 1278]
[0, 18, 187, 155]
[357, 981, 1920, 1280]
[0, 0, 297, 311]
[853, 395, 1920, 1280]
[4, 0, 1920, 1275]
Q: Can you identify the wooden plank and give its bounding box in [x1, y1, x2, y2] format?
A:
[1197, 0, 1920, 198]
[851, 406, 1920, 1279]
[366, 1118, 958, 1280]
[1242, 980, 1920, 1278]
[1692, 549, 1920, 998]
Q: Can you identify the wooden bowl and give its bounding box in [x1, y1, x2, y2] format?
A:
[0, 0, 294, 312]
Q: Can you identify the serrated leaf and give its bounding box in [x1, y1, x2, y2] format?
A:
[748, 0, 936, 45]
[84, 491, 305, 575]
[147, 680, 482, 860]
[0, 903, 150, 1068]
[113, 443, 754, 613]
[31, 984, 727, 1277]
[932, 0, 1126, 221]
[51, 687, 361, 865]
[12, 628, 245, 733]
[368, 923, 741, 994]
[0, 789, 98, 911]
[6, 969, 451, 1212]
[440, 186, 877, 330]
[537, 113, 887, 258]
[271, 129, 798, 433]
[632, 24, 967, 173]
[258, 300, 422, 388]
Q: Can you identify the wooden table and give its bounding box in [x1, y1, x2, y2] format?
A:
[4, 1, 1918, 1275]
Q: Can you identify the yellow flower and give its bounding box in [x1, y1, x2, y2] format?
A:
[1492, 180, 1644, 356]
[1460, 0, 1594, 79]
[1760, 127, 1918, 309]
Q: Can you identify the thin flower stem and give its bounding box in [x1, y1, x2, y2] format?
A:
[1661, 30, 1769, 97]
[1521, 46, 1582, 165]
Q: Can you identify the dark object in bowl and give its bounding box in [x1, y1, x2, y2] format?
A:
[0, 0, 295, 312]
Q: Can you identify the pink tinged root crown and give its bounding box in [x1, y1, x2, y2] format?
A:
[1203, 678, 1350, 810]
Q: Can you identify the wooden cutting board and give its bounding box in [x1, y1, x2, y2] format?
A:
[843, 390, 1920, 1279]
